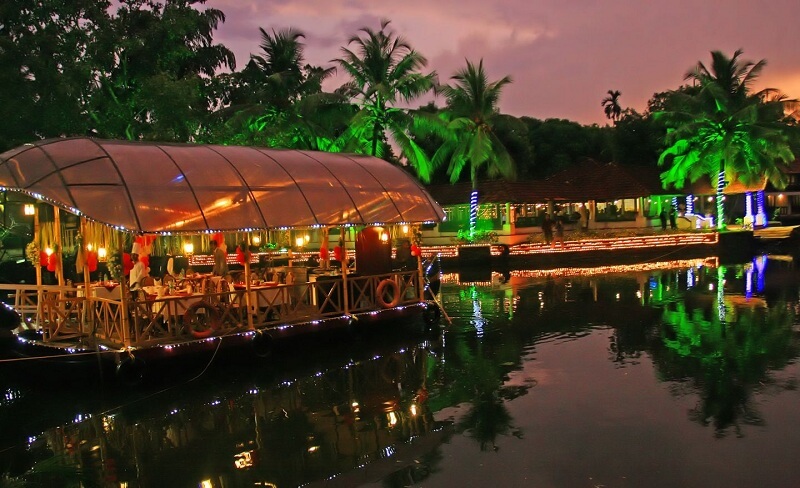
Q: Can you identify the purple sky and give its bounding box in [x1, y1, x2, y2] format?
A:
[211, 0, 800, 125]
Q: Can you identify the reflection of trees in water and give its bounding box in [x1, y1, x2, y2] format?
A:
[653, 297, 800, 437]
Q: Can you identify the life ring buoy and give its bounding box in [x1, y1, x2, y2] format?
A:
[184, 301, 221, 338]
[376, 279, 401, 308]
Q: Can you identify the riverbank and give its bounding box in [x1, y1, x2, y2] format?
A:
[424, 228, 761, 270]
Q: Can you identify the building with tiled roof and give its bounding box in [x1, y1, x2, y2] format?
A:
[422, 160, 682, 245]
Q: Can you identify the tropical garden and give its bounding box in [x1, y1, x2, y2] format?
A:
[2, 0, 800, 238]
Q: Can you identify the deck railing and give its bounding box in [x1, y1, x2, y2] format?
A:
[0, 270, 421, 348]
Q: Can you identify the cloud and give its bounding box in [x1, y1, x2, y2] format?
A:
[211, 0, 800, 125]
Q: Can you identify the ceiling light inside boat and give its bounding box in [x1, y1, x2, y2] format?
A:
[184, 242, 194, 255]
[23, 204, 35, 216]
[98, 247, 107, 261]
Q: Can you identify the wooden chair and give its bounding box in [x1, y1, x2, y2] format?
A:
[139, 276, 156, 288]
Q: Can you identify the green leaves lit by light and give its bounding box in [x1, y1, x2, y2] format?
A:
[656, 276, 799, 436]
[657, 50, 797, 231]
[333, 19, 437, 181]
[431, 59, 516, 237]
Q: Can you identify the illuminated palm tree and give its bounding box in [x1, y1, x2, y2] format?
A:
[334, 19, 437, 181]
[211, 27, 345, 149]
[601, 89, 622, 123]
[657, 50, 797, 229]
[433, 59, 516, 237]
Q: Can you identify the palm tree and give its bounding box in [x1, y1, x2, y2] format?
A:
[657, 50, 797, 230]
[602, 90, 622, 123]
[334, 19, 437, 181]
[209, 27, 346, 149]
[432, 59, 516, 237]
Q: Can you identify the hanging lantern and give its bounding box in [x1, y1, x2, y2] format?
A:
[123, 253, 133, 275]
[86, 250, 98, 272]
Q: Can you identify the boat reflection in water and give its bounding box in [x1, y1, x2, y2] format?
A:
[1, 335, 451, 487]
[4, 255, 800, 486]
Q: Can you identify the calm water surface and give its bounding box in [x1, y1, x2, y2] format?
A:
[2, 255, 800, 487]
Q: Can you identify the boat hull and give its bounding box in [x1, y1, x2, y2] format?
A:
[0, 302, 435, 386]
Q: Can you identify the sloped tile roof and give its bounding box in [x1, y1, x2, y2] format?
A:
[426, 160, 669, 205]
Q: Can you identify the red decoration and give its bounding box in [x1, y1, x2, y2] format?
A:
[123, 253, 133, 275]
[410, 244, 421, 257]
[236, 246, 246, 265]
[212, 233, 224, 246]
[86, 251, 98, 272]
[46, 254, 59, 272]
[39, 251, 49, 268]
[333, 246, 343, 262]
[140, 254, 149, 269]
[319, 247, 329, 260]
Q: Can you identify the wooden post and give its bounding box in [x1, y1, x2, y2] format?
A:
[244, 249, 254, 330]
[81, 218, 92, 330]
[53, 207, 64, 289]
[340, 227, 349, 315]
[118, 240, 130, 346]
[33, 204, 42, 326]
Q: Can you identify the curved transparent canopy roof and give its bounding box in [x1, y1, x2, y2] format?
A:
[0, 138, 445, 234]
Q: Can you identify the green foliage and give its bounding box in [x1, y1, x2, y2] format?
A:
[333, 19, 437, 181]
[88, 0, 235, 141]
[657, 50, 798, 230]
[520, 117, 610, 177]
[0, 0, 111, 150]
[453, 229, 498, 245]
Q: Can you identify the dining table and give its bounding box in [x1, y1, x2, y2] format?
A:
[142, 286, 206, 322]
[232, 281, 284, 314]
[77, 281, 122, 300]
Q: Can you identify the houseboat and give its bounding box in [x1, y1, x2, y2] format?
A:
[0, 138, 445, 384]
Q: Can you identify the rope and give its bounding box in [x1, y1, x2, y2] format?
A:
[0, 348, 121, 363]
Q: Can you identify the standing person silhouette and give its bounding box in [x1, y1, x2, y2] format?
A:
[553, 219, 564, 248]
[541, 216, 553, 246]
[211, 239, 228, 276]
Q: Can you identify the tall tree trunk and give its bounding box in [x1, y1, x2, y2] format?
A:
[469, 166, 478, 238]
[716, 163, 726, 230]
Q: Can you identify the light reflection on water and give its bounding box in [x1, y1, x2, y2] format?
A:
[2, 255, 800, 487]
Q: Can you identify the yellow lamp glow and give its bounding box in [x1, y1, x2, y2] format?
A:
[252, 235, 261, 245]
[304, 234, 310, 243]
[295, 237, 305, 248]
[23, 204, 35, 216]
[402, 224, 409, 234]
[183, 242, 194, 255]
[86, 243, 93, 252]
[97, 247, 107, 261]
[45, 247, 53, 256]
[380, 232, 389, 242]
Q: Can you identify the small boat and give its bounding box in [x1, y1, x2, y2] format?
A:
[0, 138, 445, 384]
